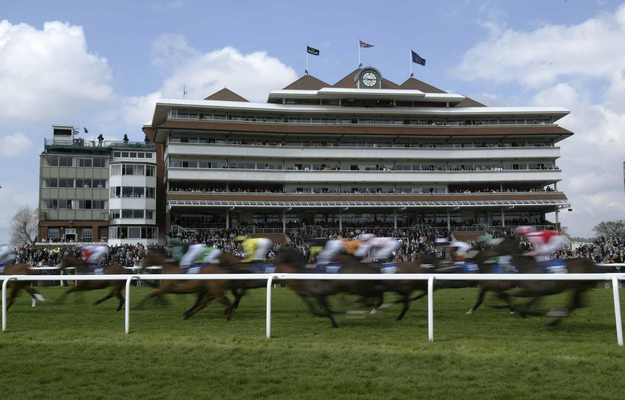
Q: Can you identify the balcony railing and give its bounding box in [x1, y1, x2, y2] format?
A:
[44, 138, 155, 150]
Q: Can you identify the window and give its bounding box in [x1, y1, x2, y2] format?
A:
[128, 227, 141, 238]
[58, 199, 70, 209]
[130, 152, 137, 158]
[137, 152, 145, 159]
[43, 178, 58, 188]
[76, 179, 92, 188]
[79, 158, 92, 167]
[75, 200, 92, 209]
[93, 200, 106, 209]
[113, 151, 121, 157]
[100, 227, 108, 240]
[146, 187, 156, 198]
[41, 199, 55, 209]
[59, 157, 73, 167]
[145, 153, 153, 159]
[146, 165, 155, 176]
[169, 160, 182, 168]
[146, 210, 155, 219]
[48, 228, 60, 239]
[93, 179, 106, 189]
[94, 158, 107, 168]
[82, 228, 93, 242]
[109, 226, 118, 239]
[110, 209, 121, 219]
[122, 152, 129, 158]
[111, 165, 121, 175]
[58, 179, 74, 188]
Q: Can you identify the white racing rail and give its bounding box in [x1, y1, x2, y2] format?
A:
[1, 273, 624, 346]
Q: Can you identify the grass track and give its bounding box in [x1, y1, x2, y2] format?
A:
[1, 285, 624, 399]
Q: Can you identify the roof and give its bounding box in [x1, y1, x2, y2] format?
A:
[332, 68, 402, 89]
[454, 98, 486, 108]
[400, 77, 447, 94]
[204, 88, 249, 102]
[283, 75, 330, 90]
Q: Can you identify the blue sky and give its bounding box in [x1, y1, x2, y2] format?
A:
[2, 0, 625, 241]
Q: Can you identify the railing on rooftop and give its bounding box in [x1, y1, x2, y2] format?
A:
[44, 138, 155, 150]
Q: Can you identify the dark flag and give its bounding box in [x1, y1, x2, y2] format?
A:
[307, 46, 320, 56]
[411, 50, 426, 66]
[359, 40, 374, 48]
[84, 127, 89, 133]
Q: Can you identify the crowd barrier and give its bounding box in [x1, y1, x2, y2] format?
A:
[2, 272, 624, 346]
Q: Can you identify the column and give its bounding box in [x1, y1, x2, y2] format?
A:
[501, 208, 505, 228]
[555, 208, 560, 230]
[446, 209, 451, 232]
[394, 210, 398, 231]
[339, 210, 343, 231]
[283, 209, 286, 233]
[226, 210, 230, 229]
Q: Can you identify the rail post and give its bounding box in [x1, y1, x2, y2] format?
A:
[266, 274, 274, 339]
[612, 276, 623, 346]
[2, 277, 17, 332]
[428, 275, 434, 342]
[125, 276, 140, 334]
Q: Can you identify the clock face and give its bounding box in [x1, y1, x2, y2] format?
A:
[362, 72, 377, 87]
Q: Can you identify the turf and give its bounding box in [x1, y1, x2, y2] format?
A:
[1, 284, 624, 400]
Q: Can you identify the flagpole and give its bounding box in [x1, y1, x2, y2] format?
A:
[358, 38, 361, 68]
[409, 48, 413, 78]
[306, 43, 309, 74]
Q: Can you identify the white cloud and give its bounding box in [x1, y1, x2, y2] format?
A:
[0, 20, 114, 126]
[452, 4, 625, 237]
[114, 37, 299, 130]
[0, 132, 32, 157]
[451, 4, 625, 89]
[151, 35, 298, 102]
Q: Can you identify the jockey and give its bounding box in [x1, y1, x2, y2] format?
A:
[195, 246, 223, 265]
[0, 244, 16, 266]
[515, 226, 567, 262]
[316, 237, 366, 266]
[76, 244, 109, 267]
[179, 243, 206, 268]
[354, 234, 401, 264]
[450, 241, 473, 261]
[237, 236, 272, 263]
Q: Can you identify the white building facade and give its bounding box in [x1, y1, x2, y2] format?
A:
[145, 67, 572, 236]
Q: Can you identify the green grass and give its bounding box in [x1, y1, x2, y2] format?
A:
[1, 284, 624, 399]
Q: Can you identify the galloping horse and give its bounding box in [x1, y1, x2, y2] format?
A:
[1, 263, 48, 310]
[466, 238, 611, 326]
[58, 256, 127, 311]
[274, 248, 412, 327]
[139, 248, 260, 320]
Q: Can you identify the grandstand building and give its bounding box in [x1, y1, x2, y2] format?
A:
[144, 67, 572, 237]
[38, 126, 158, 245]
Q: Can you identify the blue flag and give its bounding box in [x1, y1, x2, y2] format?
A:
[411, 50, 426, 66]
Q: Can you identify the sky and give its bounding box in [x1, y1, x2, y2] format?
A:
[1, 0, 624, 241]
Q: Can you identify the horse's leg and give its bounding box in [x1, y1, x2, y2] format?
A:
[24, 286, 48, 303]
[93, 290, 115, 306]
[182, 291, 209, 319]
[231, 288, 247, 310]
[134, 285, 172, 309]
[5, 286, 20, 311]
[114, 287, 125, 312]
[396, 294, 411, 321]
[182, 291, 217, 320]
[467, 286, 488, 315]
[316, 296, 338, 328]
[545, 288, 585, 328]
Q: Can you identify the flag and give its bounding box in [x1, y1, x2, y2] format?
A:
[307, 46, 320, 56]
[411, 50, 426, 66]
[84, 127, 89, 133]
[359, 40, 374, 48]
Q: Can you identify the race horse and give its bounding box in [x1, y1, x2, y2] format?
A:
[139, 248, 262, 320]
[1, 263, 48, 310]
[274, 247, 435, 327]
[58, 256, 127, 311]
[465, 238, 611, 327]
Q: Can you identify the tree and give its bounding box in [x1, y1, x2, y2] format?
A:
[10, 206, 38, 246]
[592, 220, 625, 238]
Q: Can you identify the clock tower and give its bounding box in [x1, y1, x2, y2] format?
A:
[355, 67, 382, 89]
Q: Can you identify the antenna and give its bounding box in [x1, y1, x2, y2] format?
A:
[183, 83, 187, 99]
